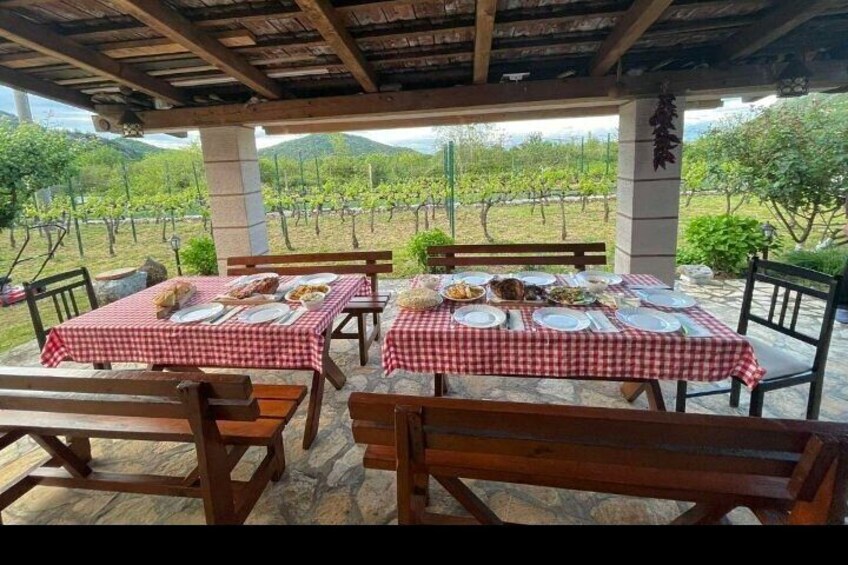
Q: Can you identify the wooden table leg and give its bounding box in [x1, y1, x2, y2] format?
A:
[620, 382, 647, 403]
[434, 373, 449, 397]
[303, 370, 324, 450]
[66, 436, 92, 464]
[645, 381, 667, 411]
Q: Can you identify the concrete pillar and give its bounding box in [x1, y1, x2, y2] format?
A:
[615, 97, 685, 286]
[199, 126, 269, 274]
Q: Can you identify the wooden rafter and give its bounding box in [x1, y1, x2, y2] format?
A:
[0, 10, 189, 106]
[132, 62, 848, 132]
[589, 0, 674, 77]
[111, 0, 286, 100]
[473, 0, 497, 84]
[293, 0, 379, 93]
[722, 0, 836, 61]
[0, 65, 94, 111]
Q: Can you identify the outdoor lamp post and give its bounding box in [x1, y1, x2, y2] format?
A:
[761, 221, 777, 260]
[169, 234, 182, 276]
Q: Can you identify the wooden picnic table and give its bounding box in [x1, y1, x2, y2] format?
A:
[382, 273, 765, 409]
[40, 275, 365, 448]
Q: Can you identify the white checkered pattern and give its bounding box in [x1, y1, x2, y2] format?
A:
[382, 274, 765, 388]
[41, 275, 364, 373]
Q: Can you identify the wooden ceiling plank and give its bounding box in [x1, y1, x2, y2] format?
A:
[0, 64, 94, 110]
[133, 61, 848, 132]
[721, 0, 836, 60]
[473, 0, 497, 84]
[111, 0, 286, 100]
[0, 10, 189, 105]
[293, 0, 379, 92]
[589, 0, 675, 77]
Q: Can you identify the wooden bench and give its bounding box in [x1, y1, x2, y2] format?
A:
[228, 251, 393, 366]
[349, 393, 848, 525]
[0, 367, 306, 525]
[426, 243, 607, 273]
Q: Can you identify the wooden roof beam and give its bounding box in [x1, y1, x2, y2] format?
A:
[721, 0, 836, 61]
[589, 0, 674, 77]
[0, 10, 189, 106]
[293, 0, 378, 93]
[0, 65, 94, 111]
[111, 0, 286, 100]
[473, 0, 497, 84]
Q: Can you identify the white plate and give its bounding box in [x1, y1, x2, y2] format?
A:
[642, 290, 697, 309]
[170, 303, 224, 324]
[532, 307, 591, 332]
[440, 284, 486, 302]
[284, 284, 331, 302]
[453, 305, 506, 329]
[515, 271, 557, 286]
[299, 273, 338, 286]
[616, 307, 682, 333]
[225, 273, 279, 289]
[577, 271, 623, 286]
[452, 272, 494, 286]
[238, 303, 292, 324]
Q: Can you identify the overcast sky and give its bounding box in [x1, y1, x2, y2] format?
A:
[0, 85, 772, 151]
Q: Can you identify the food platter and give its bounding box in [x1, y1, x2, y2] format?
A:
[170, 303, 224, 324]
[285, 284, 332, 302]
[453, 305, 506, 329]
[440, 282, 486, 302]
[532, 308, 591, 332]
[547, 286, 597, 306]
[397, 288, 443, 311]
[226, 273, 278, 289]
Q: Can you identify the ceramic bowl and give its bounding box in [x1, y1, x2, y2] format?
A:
[300, 292, 326, 311]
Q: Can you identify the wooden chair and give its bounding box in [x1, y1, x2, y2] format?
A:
[227, 252, 393, 366]
[677, 257, 842, 420]
[23, 267, 99, 352]
[0, 367, 306, 525]
[349, 392, 848, 525]
[426, 243, 607, 273]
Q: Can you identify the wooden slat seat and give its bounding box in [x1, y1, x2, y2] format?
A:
[426, 243, 607, 273]
[0, 368, 306, 525]
[227, 251, 393, 366]
[349, 393, 848, 525]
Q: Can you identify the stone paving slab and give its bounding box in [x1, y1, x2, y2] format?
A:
[0, 278, 845, 525]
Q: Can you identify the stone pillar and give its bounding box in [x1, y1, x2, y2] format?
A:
[199, 126, 269, 274]
[615, 97, 685, 286]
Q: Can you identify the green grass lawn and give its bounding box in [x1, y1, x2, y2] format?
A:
[0, 194, 773, 353]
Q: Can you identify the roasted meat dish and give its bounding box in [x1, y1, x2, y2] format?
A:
[490, 278, 525, 301]
[227, 276, 280, 299]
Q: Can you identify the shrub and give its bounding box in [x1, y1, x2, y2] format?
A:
[181, 236, 218, 275]
[781, 248, 848, 277]
[682, 215, 770, 276]
[405, 228, 454, 273]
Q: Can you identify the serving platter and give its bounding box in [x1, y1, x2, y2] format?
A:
[440, 284, 486, 302]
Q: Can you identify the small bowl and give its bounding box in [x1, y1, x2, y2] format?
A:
[300, 291, 326, 311]
[419, 275, 441, 290]
[584, 277, 610, 294]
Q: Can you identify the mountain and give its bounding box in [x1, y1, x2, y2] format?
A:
[260, 133, 418, 159]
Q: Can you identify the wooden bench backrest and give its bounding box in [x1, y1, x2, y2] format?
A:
[426, 243, 607, 273]
[349, 393, 848, 524]
[0, 367, 259, 422]
[227, 251, 393, 293]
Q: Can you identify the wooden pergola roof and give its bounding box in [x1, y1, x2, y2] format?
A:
[0, 0, 846, 133]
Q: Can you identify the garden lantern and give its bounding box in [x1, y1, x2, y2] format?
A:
[776, 58, 811, 98]
[118, 109, 144, 138]
[761, 222, 777, 260]
[169, 234, 182, 276]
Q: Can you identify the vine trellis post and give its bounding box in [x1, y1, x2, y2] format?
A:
[121, 161, 138, 243]
[66, 177, 84, 257]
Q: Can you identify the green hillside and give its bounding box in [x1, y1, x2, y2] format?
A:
[260, 133, 417, 159]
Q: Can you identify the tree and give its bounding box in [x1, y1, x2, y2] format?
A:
[727, 95, 848, 245]
[0, 122, 84, 230]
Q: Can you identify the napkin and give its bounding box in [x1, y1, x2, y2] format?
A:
[508, 309, 525, 331]
[587, 311, 620, 333]
[673, 313, 713, 338]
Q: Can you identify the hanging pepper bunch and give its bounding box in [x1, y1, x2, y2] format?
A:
[649, 86, 680, 171]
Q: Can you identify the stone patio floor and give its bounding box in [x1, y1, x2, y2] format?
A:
[1, 278, 846, 525]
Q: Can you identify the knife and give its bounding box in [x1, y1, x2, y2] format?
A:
[204, 306, 231, 325]
[210, 306, 244, 326]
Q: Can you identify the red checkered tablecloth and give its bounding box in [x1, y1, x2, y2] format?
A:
[41, 275, 364, 373]
[382, 274, 765, 388]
